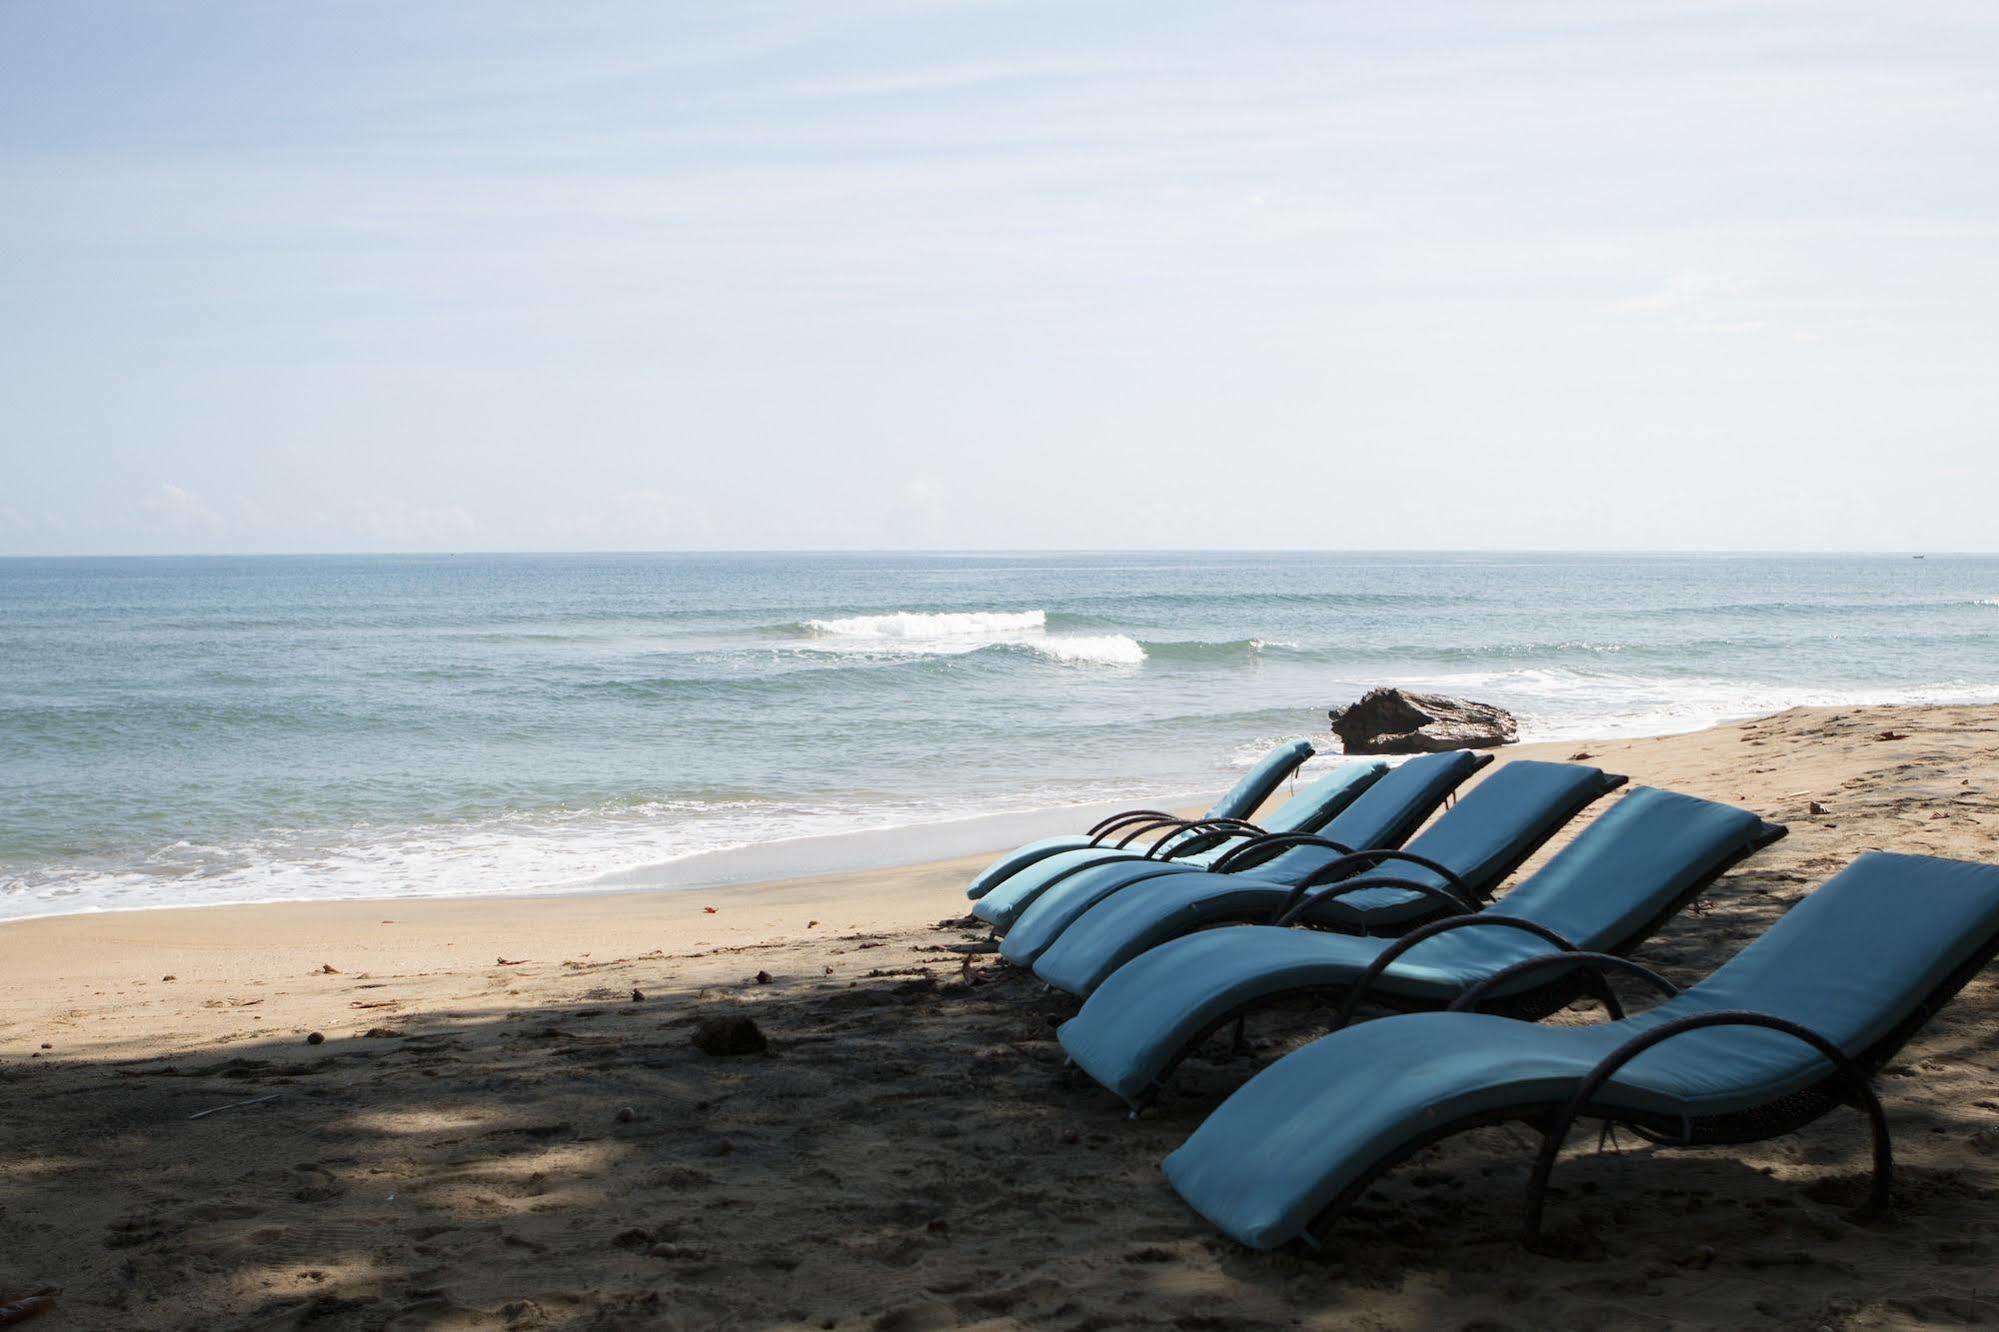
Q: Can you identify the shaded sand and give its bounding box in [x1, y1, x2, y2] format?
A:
[3, 704, 1999, 1329]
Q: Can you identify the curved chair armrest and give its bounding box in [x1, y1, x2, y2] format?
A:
[1523, 1009, 1891, 1244]
[1108, 816, 1208, 849]
[1448, 952, 1681, 1022]
[1087, 810, 1182, 844]
[1327, 916, 1581, 1033]
[1207, 833, 1355, 875]
[1274, 875, 1474, 930]
[1272, 849, 1478, 926]
[1147, 818, 1266, 860]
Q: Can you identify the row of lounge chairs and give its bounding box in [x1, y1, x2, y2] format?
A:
[965, 744, 1999, 1249]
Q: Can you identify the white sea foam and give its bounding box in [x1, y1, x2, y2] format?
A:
[0, 779, 1182, 922]
[1024, 634, 1147, 666]
[804, 609, 1046, 638]
[1396, 668, 1999, 743]
[795, 608, 1144, 667]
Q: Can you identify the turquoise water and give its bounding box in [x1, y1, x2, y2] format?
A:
[3, 551, 1995, 920]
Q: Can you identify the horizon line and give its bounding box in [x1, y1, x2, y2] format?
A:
[0, 546, 1988, 560]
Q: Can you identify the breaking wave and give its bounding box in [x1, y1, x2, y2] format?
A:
[802, 609, 1046, 638]
[794, 609, 1143, 667]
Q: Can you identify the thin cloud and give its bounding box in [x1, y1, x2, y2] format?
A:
[788, 57, 1119, 100]
[1616, 269, 1750, 312]
[139, 482, 221, 532]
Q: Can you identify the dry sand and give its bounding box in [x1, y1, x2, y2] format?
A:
[2, 704, 1998, 1329]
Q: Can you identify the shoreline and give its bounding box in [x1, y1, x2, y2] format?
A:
[0, 718, 1755, 932]
[0, 708, 1844, 930]
[4, 702, 1998, 1327]
[0, 792, 1216, 930]
[0, 700, 1975, 971]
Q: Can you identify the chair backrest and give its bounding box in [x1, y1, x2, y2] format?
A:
[1661, 851, 1999, 1057]
[1241, 750, 1484, 879]
[1486, 786, 1782, 948]
[1342, 759, 1625, 894]
[1204, 739, 1315, 820]
[1317, 750, 1486, 850]
[1254, 761, 1389, 836]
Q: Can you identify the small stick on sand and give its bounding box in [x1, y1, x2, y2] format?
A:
[187, 1093, 279, 1121]
[0, 1292, 57, 1325]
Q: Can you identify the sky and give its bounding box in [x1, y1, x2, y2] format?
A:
[3, 1, 1996, 555]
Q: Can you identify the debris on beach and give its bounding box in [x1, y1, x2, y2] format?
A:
[754, 970, 772, 985]
[188, 1093, 280, 1121]
[1329, 686, 1518, 753]
[305, 1032, 325, 1045]
[691, 1014, 767, 1056]
[317, 963, 340, 974]
[496, 957, 528, 966]
[0, 1290, 57, 1325]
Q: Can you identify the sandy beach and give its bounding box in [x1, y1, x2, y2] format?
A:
[3, 703, 1998, 1329]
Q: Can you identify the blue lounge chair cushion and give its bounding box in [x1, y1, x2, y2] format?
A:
[1163, 851, 1999, 1249]
[972, 761, 1384, 930]
[1033, 759, 1618, 992]
[1300, 760, 1623, 933]
[965, 739, 1314, 899]
[996, 750, 1484, 967]
[1055, 788, 1772, 1099]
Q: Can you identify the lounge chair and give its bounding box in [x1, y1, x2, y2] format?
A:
[1161, 850, 1999, 1250]
[966, 739, 1320, 901]
[1033, 759, 1626, 995]
[996, 749, 1492, 968]
[971, 758, 1393, 932]
[1056, 786, 1778, 1107]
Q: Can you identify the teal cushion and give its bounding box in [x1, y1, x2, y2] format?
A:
[1207, 739, 1317, 821]
[973, 761, 1382, 931]
[1163, 852, 1999, 1249]
[1055, 788, 1774, 1094]
[964, 739, 1315, 901]
[1306, 760, 1618, 931]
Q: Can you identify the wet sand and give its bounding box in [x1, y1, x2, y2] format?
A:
[2, 704, 1998, 1329]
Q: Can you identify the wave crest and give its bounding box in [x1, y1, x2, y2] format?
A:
[791, 608, 1143, 667]
[1021, 635, 1146, 666]
[803, 609, 1045, 638]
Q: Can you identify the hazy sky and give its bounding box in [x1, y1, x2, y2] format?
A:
[4, 1, 1996, 555]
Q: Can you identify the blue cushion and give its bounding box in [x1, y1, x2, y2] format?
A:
[999, 751, 1478, 964]
[1305, 760, 1620, 932]
[973, 760, 1383, 931]
[1163, 851, 1999, 1249]
[1033, 759, 1618, 992]
[1055, 787, 1774, 1100]
[963, 739, 1314, 900]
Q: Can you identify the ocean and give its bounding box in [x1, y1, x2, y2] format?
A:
[3, 551, 1995, 921]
